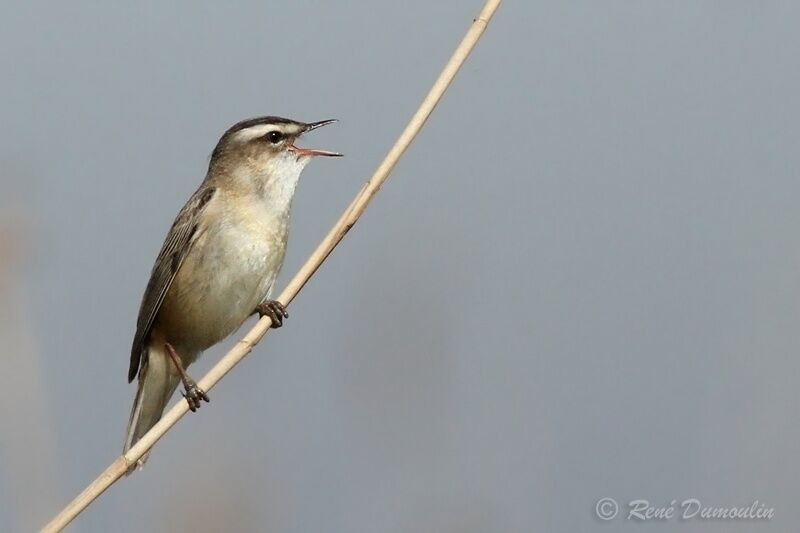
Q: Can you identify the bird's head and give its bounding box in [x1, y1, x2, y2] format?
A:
[208, 116, 341, 194]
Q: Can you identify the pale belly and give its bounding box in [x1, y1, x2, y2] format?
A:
[156, 219, 287, 353]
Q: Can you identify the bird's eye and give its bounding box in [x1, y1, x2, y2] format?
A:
[266, 131, 284, 144]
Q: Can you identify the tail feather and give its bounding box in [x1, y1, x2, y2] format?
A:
[123, 344, 180, 474]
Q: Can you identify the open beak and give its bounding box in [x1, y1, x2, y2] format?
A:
[288, 119, 343, 157]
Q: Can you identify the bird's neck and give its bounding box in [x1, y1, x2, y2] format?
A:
[223, 152, 311, 219]
[265, 154, 308, 212]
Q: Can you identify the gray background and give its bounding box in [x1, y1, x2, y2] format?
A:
[1, 1, 798, 531]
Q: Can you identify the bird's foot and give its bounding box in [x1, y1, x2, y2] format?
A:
[181, 379, 210, 412]
[255, 300, 289, 328]
[165, 342, 210, 412]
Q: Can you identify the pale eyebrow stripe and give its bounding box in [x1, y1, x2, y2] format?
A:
[233, 124, 282, 142]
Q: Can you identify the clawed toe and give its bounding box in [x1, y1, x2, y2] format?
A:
[182, 384, 210, 412]
[256, 300, 289, 328]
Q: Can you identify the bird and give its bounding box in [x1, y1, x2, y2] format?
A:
[123, 116, 341, 469]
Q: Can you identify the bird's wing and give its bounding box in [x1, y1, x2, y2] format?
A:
[128, 186, 217, 382]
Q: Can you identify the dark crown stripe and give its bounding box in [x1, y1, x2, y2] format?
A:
[225, 116, 299, 136]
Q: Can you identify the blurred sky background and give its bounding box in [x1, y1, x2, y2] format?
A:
[1, 1, 800, 532]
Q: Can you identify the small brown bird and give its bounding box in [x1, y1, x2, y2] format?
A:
[124, 116, 341, 469]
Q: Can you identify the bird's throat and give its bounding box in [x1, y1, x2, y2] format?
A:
[258, 151, 311, 217]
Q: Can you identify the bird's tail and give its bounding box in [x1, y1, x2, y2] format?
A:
[123, 343, 180, 474]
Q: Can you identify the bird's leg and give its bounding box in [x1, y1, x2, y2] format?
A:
[255, 300, 289, 328]
[165, 342, 209, 412]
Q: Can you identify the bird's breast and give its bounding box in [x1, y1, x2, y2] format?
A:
[157, 198, 289, 351]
